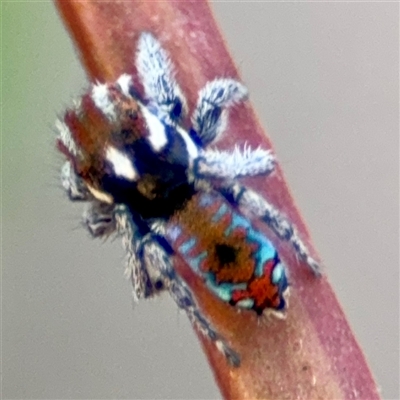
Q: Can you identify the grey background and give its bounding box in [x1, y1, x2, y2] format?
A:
[2, 2, 399, 399]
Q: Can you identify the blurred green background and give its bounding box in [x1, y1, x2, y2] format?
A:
[2, 2, 399, 399]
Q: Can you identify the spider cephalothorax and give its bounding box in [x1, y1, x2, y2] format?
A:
[57, 32, 321, 367]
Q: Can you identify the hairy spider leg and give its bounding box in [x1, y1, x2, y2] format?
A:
[137, 231, 241, 367]
[86, 193, 240, 365]
[220, 182, 322, 275]
[190, 79, 248, 147]
[194, 146, 276, 180]
[61, 161, 91, 201]
[136, 32, 187, 122]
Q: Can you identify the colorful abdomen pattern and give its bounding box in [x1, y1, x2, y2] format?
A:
[165, 191, 289, 315]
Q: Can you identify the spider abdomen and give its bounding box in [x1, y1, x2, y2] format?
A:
[165, 191, 289, 315]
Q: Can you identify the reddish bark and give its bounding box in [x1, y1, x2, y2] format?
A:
[54, 1, 381, 399]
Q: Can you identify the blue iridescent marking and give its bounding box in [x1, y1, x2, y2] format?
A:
[205, 282, 232, 302]
[198, 193, 214, 207]
[211, 203, 229, 223]
[236, 298, 255, 309]
[224, 213, 251, 236]
[186, 250, 207, 273]
[179, 237, 196, 254]
[205, 273, 247, 301]
[272, 262, 284, 284]
[166, 225, 182, 242]
[224, 212, 276, 278]
[246, 229, 276, 277]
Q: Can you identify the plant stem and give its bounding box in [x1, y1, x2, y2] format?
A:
[54, 1, 381, 398]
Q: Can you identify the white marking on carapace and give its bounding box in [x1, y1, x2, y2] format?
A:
[139, 104, 168, 152]
[87, 185, 114, 204]
[91, 83, 117, 120]
[176, 125, 199, 161]
[56, 119, 78, 156]
[116, 74, 133, 98]
[105, 146, 138, 181]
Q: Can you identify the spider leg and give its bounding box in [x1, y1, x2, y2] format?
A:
[190, 79, 248, 147]
[136, 32, 187, 122]
[83, 200, 117, 238]
[140, 231, 241, 367]
[113, 206, 160, 300]
[194, 146, 276, 180]
[220, 182, 322, 276]
[61, 161, 90, 201]
[57, 119, 90, 201]
[56, 119, 78, 157]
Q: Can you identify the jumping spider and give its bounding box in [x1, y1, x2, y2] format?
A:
[57, 32, 321, 367]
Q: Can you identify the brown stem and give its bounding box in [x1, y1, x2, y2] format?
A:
[54, 1, 381, 398]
